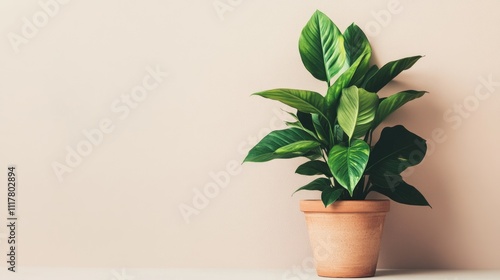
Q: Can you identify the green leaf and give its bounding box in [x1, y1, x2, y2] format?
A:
[297, 111, 315, 132]
[284, 111, 318, 140]
[333, 123, 345, 144]
[285, 120, 301, 129]
[303, 149, 323, 160]
[364, 56, 422, 92]
[337, 86, 379, 139]
[360, 64, 379, 87]
[299, 10, 346, 84]
[244, 128, 317, 162]
[349, 52, 371, 87]
[328, 139, 370, 195]
[311, 114, 330, 145]
[296, 160, 332, 177]
[325, 52, 370, 108]
[371, 180, 431, 207]
[253, 89, 327, 118]
[367, 125, 426, 191]
[321, 187, 345, 207]
[275, 140, 321, 155]
[293, 178, 331, 195]
[367, 125, 427, 175]
[370, 173, 399, 189]
[343, 23, 372, 66]
[285, 121, 318, 140]
[285, 121, 316, 138]
[372, 90, 427, 129]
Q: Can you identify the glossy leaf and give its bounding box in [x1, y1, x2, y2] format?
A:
[293, 178, 331, 194]
[325, 52, 370, 108]
[337, 86, 379, 139]
[371, 179, 431, 207]
[244, 128, 317, 162]
[360, 64, 379, 87]
[253, 89, 327, 118]
[285, 121, 319, 141]
[296, 160, 332, 177]
[275, 140, 321, 155]
[328, 139, 370, 195]
[285, 120, 303, 129]
[364, 56, 422, 92]
[333, 123, 345, 144]
[367, 125, 427, 175]
[321, 186, 345, 207]
[303, 149, 323, 160]
[349, 51, 371, 86]
[299, 10, 346, 84]
[311, 114, 330, 145]
[343, 23, 371, 66]
[372, 90, 427, 129]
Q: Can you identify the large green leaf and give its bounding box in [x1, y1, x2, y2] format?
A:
[299, 10, 346, 84]
[293, 178, 331, 195]
[253, 89, 327, 118]
[296, 160, 332, 177]
[328, 139, 370, 195]
[372, 90, 427, 129]
[343, 23, 372, 66]
[321, 186, 345, 207]
[275, 140, 321, 155]
[371, 179, 430, 207]
[244, 128, 318, 162]
[325, 52, 370, 108]
[337, 86, 379, 139]
[364, 56, 422, 92]
[367, 125, 427, 176]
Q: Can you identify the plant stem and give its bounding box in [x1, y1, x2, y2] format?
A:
[321, 148, 335, 188]
[368, 129, 374, 146]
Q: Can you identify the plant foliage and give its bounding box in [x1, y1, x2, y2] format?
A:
[244, 10, 430, 207]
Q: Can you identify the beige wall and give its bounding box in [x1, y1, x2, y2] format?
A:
[0, 0, 499, 270]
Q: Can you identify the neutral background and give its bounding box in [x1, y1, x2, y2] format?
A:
[0, 0, 499, 271]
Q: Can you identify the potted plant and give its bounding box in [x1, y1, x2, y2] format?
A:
[243, 10, 431, 278]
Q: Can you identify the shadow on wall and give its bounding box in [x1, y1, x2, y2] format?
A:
[377, 174, 451, 269]
[374, 75, 459, 269]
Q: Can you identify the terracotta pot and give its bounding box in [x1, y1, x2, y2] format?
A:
[300, 199, 390, 278]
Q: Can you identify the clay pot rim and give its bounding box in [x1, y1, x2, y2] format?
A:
[300, 199, 390, 213]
